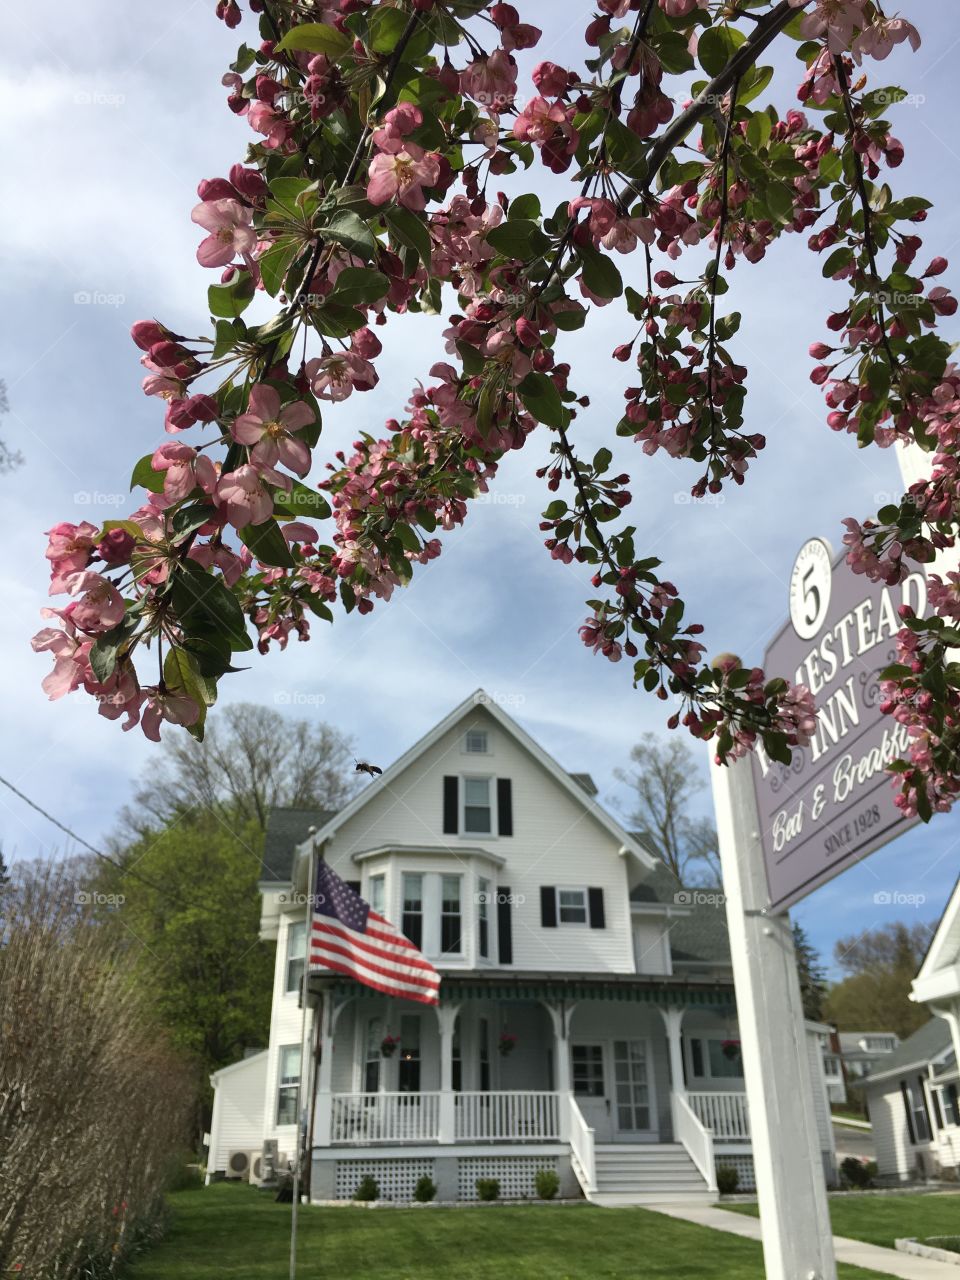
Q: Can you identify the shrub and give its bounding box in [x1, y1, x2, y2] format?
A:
[413, 1175, 437, 1203]
[475, 1177, 500, 1202]
[0, 861, 194, 1279]
[716, 1165, 740, 1195]
[535, 1169, 560, 1200]
[165, 1155, 204, 1192]
[354, 1175, 380, 1202]
[840, 1156, 873, 1189]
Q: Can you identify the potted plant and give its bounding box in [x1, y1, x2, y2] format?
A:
[380, 1033, 400, 1058]
[721, 1039, 741, 1062]
[498, 1031, 517, 1056]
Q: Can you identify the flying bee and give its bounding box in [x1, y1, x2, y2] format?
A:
[355, 759, 383, 777]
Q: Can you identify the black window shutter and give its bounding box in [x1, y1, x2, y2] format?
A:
[497, 886, 513, 965]
[540, 886, 557, 928]
[588, 887, 606, 929]
[442, 776, 458, 834]
[919, 1075, 933, 1136]
[346, 880, 361, 894]
[497, 779, 513, 836]
[901, 1081, 916, 1144]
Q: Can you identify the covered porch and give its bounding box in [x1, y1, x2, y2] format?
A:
[306, 972, 750, 1196]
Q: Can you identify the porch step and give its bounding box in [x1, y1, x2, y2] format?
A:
[588, 1143, 713, 1207]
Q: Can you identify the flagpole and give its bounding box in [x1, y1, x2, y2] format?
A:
[289, 835, 318, 1280]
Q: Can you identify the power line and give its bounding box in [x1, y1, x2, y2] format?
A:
[0, 773, 190, 905]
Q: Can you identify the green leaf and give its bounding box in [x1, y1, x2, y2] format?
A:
[163, 647, 217, 740]
[170, 565, 249, 649]
[485, 219, 550, 259]
[330, 266, 390, 307]
[509, 193, 541, 221]
[578, 245, 623, 299]
[517, 372, 568, 429]
[311, 302, 367, 338]
[240, 518, 296, 568]
[323, 210, 378, 259]
[89, 612, 139, 684]
[394, 523, 421, 554]
[130, 453, 164, 495]
[275, 22, 352, 58]
[384, 206, 432, 270]
[738, 64, 773, 107]
[698, 24, 744, 77]
[259, 238, 300, 298]
[593, 448, 611, 474]
[208, 273, 255, 319]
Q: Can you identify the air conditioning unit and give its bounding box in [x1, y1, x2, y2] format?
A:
[226, 1149, 251, 1180]
[249, 1150, 268, 1186]
[260, 1139, 279, 1185]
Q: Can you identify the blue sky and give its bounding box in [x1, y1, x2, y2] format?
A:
[1, 1, 957, 976]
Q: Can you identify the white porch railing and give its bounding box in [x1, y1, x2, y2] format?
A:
[327, 1091, 562, 1146]
[455, 1091, 561, 1141]
[672, 1094, 717, 1192]
[687, 1090, 750, 1140]
[330, 1092, 440, 1145]
[567, 1096, 597, 1195]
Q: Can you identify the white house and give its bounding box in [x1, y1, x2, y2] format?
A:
[208, 691, 835, 1204]
[862, 874, 960, 1182]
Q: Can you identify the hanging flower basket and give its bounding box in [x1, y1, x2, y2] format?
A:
[380, 1035, 400, 1058]
[498, 1032, 517, 1056]
[721, 1039, 741, 1061]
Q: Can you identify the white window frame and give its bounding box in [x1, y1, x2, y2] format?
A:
[684, 1035, 744, 1083]
[556, 886, 589, 926]
[368, 872, 386, 916]
[571, 1043, 605, 1098]
[461, 774, 496, 838]
[285, 921, 306, 994]
[276, 1044, 301, 1125]
[463, 728, 490, 755]
[440, 873, 463, 956]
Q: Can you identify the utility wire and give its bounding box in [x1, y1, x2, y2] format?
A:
[0, 773, 192, 906]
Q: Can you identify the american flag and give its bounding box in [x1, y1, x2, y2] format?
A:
[308, 860, 440, 1005]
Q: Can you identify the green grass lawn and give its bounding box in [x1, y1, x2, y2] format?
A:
[126, 1183, 889, 1280]
[726, 1192, 960, 1250]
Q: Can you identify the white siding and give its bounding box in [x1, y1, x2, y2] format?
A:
[805, 1025, 835, 1157]
[866, 1083, 913, 1179]
[208, 1052, 268, 1175]
[264, 912, 312, 1151]
[322, 706, 635, 974]
[633, 919, 672, 975]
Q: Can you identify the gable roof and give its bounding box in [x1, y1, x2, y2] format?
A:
[260, 805, 338, 884]
[294, 690, 658, 874]
[915, 872, 960, 982]
[861, 1017, 954, 1085]
[628, 857, 732, 967]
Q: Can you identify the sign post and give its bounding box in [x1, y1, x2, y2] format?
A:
[711, 755, 838, 1280]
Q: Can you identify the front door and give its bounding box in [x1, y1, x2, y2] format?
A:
[612, 1039, 655, 1138]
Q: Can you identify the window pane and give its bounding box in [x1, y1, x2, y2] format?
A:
[707, 1040, 743, 1079]
[572, 1045, 604, 1097]
[288, 922, 306, 959]
[402, 874, 423, 910]
[464, 778, 489, 804]
[558, 889, 587, 924]
[369, 875, 385, 914]
[690, 1039, 704, 1078]
[442, 876, 461, 910]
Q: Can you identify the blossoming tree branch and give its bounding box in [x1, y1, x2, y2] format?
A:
[35, 0, 959, 819]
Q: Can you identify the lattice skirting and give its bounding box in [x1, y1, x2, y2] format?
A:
[716, 1153, 756, 1192]
[334, 1158, 435, 1201]
[457, 1155, 559, 1202]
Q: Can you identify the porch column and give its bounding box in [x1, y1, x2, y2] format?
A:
[312, 997, 336, 1148]
[661, 1006, 686, 1099]
[437, 1003, 460, 1145]
[544, 1002, 573, 1139]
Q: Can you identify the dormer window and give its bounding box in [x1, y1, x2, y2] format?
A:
[465, 728, 488, 754]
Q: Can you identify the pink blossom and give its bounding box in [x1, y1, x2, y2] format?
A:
[139, 688, 201, 742]
[151, 442, 219, 503]
[217, 464, 275, 527]
[232, 385, 314, 477]
[246, 100, 294, 149]
[852, 15, 921, 62]
[367, 145, 441, 211]
[794, 0, 868, 54]
[45, 521, 98, 594]
[63, 571, 126, 633]
[460, 50, 518, 110]
[191, 198, 257, 268]
[32, 624, 92, 700]
[306, 351, 378, 402]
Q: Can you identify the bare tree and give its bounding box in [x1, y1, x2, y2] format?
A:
[616, 734, 720, 885]
[118, 701, 360, 837]
[0, 380, 23, 473]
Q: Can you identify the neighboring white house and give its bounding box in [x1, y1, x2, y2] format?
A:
[208, 690, 836, 1204]
[862, 874, 960, 1182]
[838, 1031, 900, 1083]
